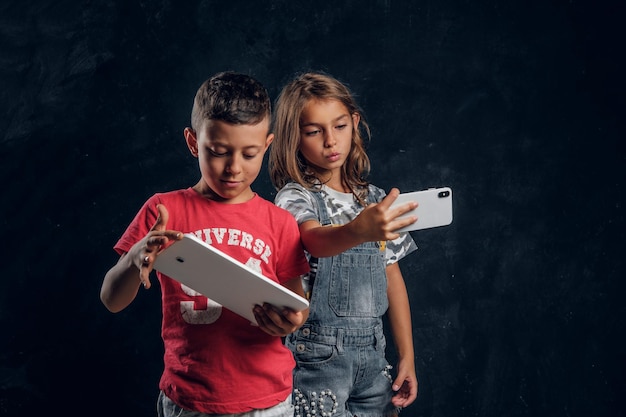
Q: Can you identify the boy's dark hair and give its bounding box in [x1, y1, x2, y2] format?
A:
[191, 71, 271, 131]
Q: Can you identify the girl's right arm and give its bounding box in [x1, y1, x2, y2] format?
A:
[298, 188, 418, 258]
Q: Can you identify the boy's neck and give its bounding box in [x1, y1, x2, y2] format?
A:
[192, 181, 255, 204]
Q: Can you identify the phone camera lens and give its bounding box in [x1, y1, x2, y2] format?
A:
[438, 190, 450, 198]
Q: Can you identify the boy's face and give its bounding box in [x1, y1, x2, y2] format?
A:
[185, 118, 273, 204]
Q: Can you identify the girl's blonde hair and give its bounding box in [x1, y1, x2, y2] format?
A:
[268, 72, 371, 201]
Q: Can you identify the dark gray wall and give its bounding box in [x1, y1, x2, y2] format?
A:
[1, 1, 624, 416]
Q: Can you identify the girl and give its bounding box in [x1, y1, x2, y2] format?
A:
[269, 72, 418, 416]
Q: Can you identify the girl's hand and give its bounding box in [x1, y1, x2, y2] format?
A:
[391, 358, 419, 409]
[350, 188, 417, 242]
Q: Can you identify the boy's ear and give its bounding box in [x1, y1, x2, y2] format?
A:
[184, 127, 198, 157]
[265, 133, 275, 149]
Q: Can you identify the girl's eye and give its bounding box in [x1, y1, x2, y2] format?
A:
[243, 153, 258, 159]
[336, 124, 347, 130]
[303, 129, 321, 136]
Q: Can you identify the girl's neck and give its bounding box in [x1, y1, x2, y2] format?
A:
[322, 175, 350, 194]
[308, 166, 349, 193]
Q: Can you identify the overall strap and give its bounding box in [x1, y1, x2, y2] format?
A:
[311, 190, 331, 226]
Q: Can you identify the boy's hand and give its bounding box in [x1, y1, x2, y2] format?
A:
[253, 303, 305, 337]
[132, 204, 182, 289]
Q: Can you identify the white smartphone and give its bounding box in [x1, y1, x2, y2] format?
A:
[389, 187, 453, 232]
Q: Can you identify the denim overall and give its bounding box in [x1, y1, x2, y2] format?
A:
[287, 191, 396, 417]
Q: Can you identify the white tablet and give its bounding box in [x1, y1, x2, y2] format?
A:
[153, 233, 309, 325]
[390, 187, 453, 232]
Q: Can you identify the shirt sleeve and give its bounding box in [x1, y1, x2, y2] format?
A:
[113, 194, 162, 255]
[368, 185, 418, 265]
[274, 209, 311, 283]
[274, 183, 320, 225]
[386, 233, 418, 265]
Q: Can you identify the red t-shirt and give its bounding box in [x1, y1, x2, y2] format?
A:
[114, 188, 309, 414]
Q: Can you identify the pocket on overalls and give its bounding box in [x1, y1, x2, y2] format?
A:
[328, 247, 388, 317]
[288, 329, 338, 367]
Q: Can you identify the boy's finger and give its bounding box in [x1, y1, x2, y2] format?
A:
[150, 204, 170, 232]
[139, 265, 152, 289]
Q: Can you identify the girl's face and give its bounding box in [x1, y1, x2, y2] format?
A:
[298, 98, 359, 185]
[185, 119, 273, 203]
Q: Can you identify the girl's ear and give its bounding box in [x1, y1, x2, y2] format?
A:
[184, 127, 199, 157]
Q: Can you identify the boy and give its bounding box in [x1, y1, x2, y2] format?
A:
[100, 71, 310, 417]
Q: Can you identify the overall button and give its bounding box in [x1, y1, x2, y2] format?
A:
[296, 344, 306, 352]
[301, 328, 310, 336]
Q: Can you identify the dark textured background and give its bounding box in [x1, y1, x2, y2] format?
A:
[1, 1, 624, 416]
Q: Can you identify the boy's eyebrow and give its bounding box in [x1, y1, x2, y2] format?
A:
[301, 114, 350, 127]
[209, 140, 265, 150]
